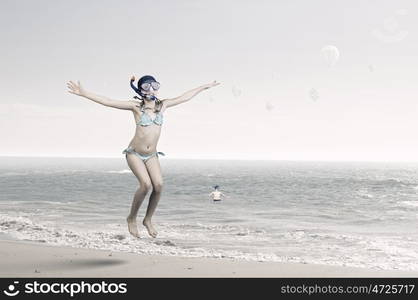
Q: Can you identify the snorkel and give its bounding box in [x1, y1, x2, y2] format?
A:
[130, 75, 159, 101]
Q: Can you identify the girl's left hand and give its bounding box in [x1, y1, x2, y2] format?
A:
[203, 80, 220, 89]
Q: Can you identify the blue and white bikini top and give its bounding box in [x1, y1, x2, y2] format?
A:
[137, 106, 163, 127]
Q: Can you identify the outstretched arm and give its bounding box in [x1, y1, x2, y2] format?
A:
[67, 80, 136, 110]
[163, 80, 220, 109]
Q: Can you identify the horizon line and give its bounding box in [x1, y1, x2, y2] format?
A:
[1, 155, 418, 163]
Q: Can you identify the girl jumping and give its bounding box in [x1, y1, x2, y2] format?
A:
[67, 75, 220, 238]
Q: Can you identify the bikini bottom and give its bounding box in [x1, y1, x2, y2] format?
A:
[122, 146, 165, 163]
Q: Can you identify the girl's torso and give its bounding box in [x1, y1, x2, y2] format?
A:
[128, 101, 167, 154]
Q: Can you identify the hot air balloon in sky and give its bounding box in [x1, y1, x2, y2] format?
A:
[232, 85, 242, 98]
[320, 45, 340, 67]
[265, 101, 274, 111]
[309, 88, 319, 101]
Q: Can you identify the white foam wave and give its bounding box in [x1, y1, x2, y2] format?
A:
[0, 170, 93, 176]
[397, 201, 418, 208]
[105, 169, 132, 174]
[0, 172, 31, 177]
[356, 189, 375, 199]
[1, 214, 418, 271]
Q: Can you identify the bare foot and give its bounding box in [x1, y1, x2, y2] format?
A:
[143, 218, 158, 238]
[127, 217, 140, 238]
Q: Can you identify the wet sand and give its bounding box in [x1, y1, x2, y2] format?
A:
[1, 240, 417, 277]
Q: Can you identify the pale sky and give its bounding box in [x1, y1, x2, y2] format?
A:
[0, 0, 417, 161]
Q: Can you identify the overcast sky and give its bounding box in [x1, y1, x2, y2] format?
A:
[0, 0, 417, 161]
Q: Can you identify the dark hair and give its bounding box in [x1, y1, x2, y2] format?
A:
[130, 75, 162, 112]
[214, 185, 219, 189]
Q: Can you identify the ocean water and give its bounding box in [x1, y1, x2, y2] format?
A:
[1, 157, 418, 271]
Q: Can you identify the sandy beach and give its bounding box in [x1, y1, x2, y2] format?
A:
[0, 240, 417, 278]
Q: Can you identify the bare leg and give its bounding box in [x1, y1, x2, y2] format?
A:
[143, 189, 162, 238]
[143, 156, 164, 238]
[126, 187, 148, 238]
[125, 153, 152, 238]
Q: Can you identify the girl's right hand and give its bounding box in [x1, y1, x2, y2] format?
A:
[67, 80, 86, 96]
[202, 80, 220, 90]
